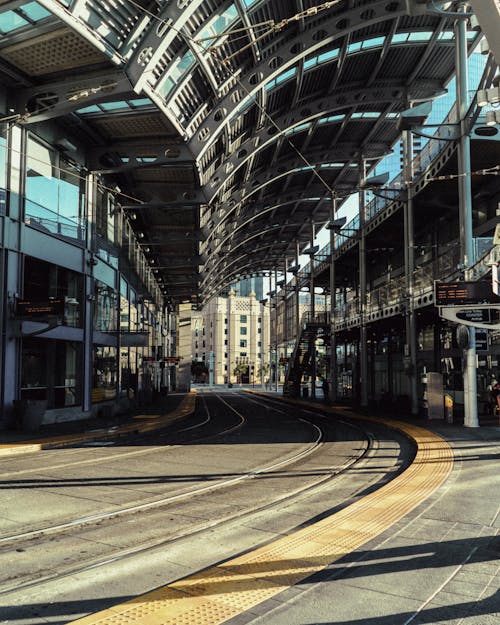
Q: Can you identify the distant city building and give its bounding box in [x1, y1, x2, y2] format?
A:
[191, 289, 270, 385]
[230, 276, 264, 301]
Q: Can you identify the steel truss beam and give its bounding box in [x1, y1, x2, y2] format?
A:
[206, 137, 392, 202]
[185, 0, 424, 160]
[201, 80, 442, 198]
[88, 142, 194, 173]
[14, 71, 134, 123]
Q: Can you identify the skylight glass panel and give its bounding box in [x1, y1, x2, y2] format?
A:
[275, 67, 296, 85]
[318, 114, 345, 124]
[408, 31, 433, 41]
[347, 41, 362, 53]
[304, 57, 317, 70]
[76, 105, 101, 114]
[129, 98, 153, 107]
[438, 31, 454, 40]
[362, 36, 385, 49]
[317, 48, 339, 64]
[158, 52, 194, 99]
[242, 0, 258, 6]
[100, 101, 130, 111]
[284, 122, 311, 135]
[0, 11, 28, 32]
[265, 67, 296, 91]
[197, 4, 238, 47]
[392, 33, 409, 43]
[351, 112, 380, 119]
[22, 2, 51, 20]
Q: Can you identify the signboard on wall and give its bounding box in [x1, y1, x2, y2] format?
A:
[15, 299, 65, 317]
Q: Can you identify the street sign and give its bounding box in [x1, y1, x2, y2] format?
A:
[439, 304, 500, 329]
[475, 330, 488, 352]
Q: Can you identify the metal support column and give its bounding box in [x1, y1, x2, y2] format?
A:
[403, 123, 419, 415]
[310, 220, 316, 400]
[268, 272, 273, 390]
[329, 195, 337, 403]
[359, 158, 368, 407]
[295, 241, 300, 341]
[274, 266, 279, 392]
[283, 258, 288, 359]
[456, 4, 478, 427]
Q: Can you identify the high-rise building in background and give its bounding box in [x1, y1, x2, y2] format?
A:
[231, 276, 264, 302]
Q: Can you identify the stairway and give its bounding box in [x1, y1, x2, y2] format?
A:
[283, 312, 330, 397]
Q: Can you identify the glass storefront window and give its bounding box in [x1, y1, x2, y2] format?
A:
[92, 346, 117, 402]
[21, 338, 82, 407]
[23, 256, 83, 327]
[94, 280, 118, 332]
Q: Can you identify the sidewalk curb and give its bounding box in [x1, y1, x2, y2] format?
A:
[0, 391, 197, 457]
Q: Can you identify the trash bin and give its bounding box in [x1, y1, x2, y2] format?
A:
[21, 400, 47, 433]
[302, 386, 309, 399]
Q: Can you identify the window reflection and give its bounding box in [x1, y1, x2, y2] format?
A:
[25, 137, 85, 241]
[92, 346, 117, 401]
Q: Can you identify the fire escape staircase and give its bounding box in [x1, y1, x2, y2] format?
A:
[284, 312, 330, 396]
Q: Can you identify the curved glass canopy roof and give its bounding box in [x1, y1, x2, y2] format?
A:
[0, 0, 490, 305]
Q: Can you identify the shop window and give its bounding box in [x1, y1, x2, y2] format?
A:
[21, 338, 82, 407]
[93, 345, 117, 402]
[418, 326, 434, 351]
[23, 256, 83, 327]
[94, 280, 118, 332]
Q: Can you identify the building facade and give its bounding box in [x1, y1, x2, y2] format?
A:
[192, 290, 270, 385]
[0, 123, 175, 429]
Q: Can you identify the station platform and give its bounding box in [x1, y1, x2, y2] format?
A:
[1, 389, 498, 625]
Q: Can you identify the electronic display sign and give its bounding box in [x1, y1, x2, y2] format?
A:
[15, 299, 65, 317]
[434, 281, 500, 306]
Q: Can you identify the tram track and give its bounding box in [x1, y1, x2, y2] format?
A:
[0, 392, 405, 605]
[0, 392, 321, 546]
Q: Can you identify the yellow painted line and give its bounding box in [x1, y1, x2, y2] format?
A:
[0, 391, 197, 457]
[69, 398, 454, 625]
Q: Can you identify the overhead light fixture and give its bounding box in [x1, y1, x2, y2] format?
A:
[486, 110, 500, 126]
[477, 87, 500, 107]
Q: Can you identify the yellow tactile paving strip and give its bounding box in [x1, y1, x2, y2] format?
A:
[0, 392, 196, 457]
[69, 398, 454, 625]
